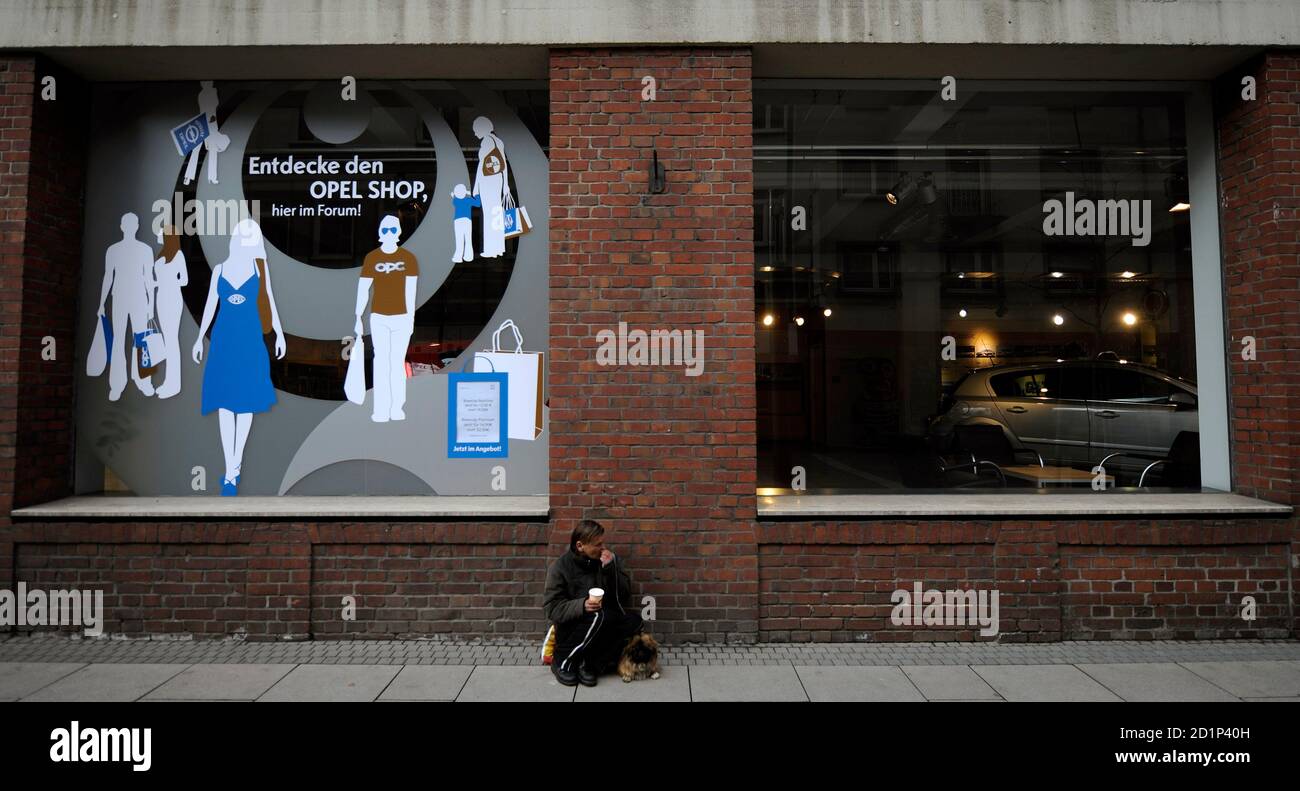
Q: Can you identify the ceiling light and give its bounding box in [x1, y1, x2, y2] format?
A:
[958, 308, 968, 318]
[1169, 202, 1191, 213]
[762, 314, 775, 326]
[1122, 312, 1138, 326]
[794, 316, 805, 326]
[1052, 314, 1065, 326]
[1050, 271, 1064, 278]
[1121, 271, 1135, 279]
[823, 308, 833, 318]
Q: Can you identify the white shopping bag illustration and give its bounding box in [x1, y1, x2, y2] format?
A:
[344, 334, 367, 405]
[86, 314, 110, 377]
[472, 319, 544, 441]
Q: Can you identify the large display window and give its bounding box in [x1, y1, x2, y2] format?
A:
[75, 80, 548, 497]
[755, 81, 1224, 495]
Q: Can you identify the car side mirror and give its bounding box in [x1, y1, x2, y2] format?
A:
[1169, 391, 1196, 410]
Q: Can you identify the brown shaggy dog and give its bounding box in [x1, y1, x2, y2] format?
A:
[618, 633, 661, 682]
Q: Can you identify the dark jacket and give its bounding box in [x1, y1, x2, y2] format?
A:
[542, 549, 632, 625]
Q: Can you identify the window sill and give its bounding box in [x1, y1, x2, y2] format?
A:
[10, 495, 550, 520]
[757, 492, 1293, 519]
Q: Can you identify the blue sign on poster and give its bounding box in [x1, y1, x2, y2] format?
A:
[447, 372, 508, 458]
[170, 113, 210, 157]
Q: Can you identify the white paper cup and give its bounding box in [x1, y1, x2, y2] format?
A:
[589, 587, 605, 604]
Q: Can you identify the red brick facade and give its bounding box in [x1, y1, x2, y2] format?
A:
[0, 50, 1297, 643]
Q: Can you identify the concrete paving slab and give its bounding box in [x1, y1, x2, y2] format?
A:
[142, 664, 295, 701]
[377, 665, 474, 701]
[1179, 661, 1300, 699]
[22, 664, 189, 702]
[973, 664, 1122, 701]
[901, 665, 1002, 700]
[257, 665, 400, 702]
[795, 666, 926, 702]
[455, 666, 576, 702]
[688, 665, 808, 702]
[1076, 663, 1240, 702]
[575, 665, 689, 701]
[0, 663, 86, 701]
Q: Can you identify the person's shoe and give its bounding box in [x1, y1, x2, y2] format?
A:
[552, 663, 579, 687]
[577, 662, 598, 687]
[390, 408, 405, 421]
[371, 413, 389, 423]
[220, 478, 237, 497]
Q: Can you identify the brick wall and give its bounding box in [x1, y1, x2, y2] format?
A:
[548, 48, 758, 642]
[759, 520, 1293, 641]
[0, 55, 88, 610]
[1217, 53, 1300, 505]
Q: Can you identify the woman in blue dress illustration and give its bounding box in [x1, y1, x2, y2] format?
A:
[191, 218, 286, 496]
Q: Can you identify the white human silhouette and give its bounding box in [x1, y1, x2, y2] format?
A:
[192, 219, 286, 496]
[355, 214, 419, 422]
[472, 116, 511, 259]
[450, 183, 478, 263]
[152, 226, 188, 399]
[97, 212, 156, 401]
[183, 80, 225, 186]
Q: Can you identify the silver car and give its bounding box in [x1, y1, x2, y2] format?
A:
[928, 361, 1197, 475]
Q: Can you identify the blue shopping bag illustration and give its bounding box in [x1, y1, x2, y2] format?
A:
[170, 113, 210, 157]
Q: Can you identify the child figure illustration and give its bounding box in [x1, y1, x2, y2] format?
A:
[451, 183, 480, 264]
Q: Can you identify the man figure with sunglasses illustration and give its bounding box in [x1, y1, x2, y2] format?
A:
[355, 214, 419, 422]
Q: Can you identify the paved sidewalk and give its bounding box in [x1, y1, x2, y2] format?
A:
[1, 635, 1298, 701]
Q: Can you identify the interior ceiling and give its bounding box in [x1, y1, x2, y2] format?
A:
[38, 42, 1258, 82]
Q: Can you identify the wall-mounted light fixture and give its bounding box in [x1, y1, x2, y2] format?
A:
[650, 149, 667, 194]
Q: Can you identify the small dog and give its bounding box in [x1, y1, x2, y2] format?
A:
[618, 632, 661, 682]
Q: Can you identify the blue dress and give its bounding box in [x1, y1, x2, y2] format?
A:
[201, 270, 277, 415]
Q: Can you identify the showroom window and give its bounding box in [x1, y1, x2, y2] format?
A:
[755, 80, 1223, 495]
[75, 80, 548, 498]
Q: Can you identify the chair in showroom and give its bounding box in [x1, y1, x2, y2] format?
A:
[952, 424, 1045, 475]
[894, 436, 1006, 489]
[1097, 430, 1201, 489]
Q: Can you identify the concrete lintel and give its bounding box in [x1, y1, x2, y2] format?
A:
[0, 1, 1296, 49]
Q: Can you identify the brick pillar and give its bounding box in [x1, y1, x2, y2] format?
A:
[1217, 53, 1300, 505]
[0, 57, 87, 600]
[549, 48, 758, 642]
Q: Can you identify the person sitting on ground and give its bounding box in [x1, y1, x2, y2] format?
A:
[543, 519, 644, 687]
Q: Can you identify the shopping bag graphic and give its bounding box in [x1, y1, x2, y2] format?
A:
[344, 334, 367, 405]
[472, 319, 544, 441]
[503, 202, 532, 240]
[87, 314, 111, 377]
[134, 323, 166, 373]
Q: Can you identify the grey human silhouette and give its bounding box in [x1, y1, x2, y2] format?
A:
[97, 212, 156, 401]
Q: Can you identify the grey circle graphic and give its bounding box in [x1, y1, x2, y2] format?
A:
[303, 81, 373, 145]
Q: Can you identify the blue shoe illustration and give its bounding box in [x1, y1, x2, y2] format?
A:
[221, 478, 237, 497]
